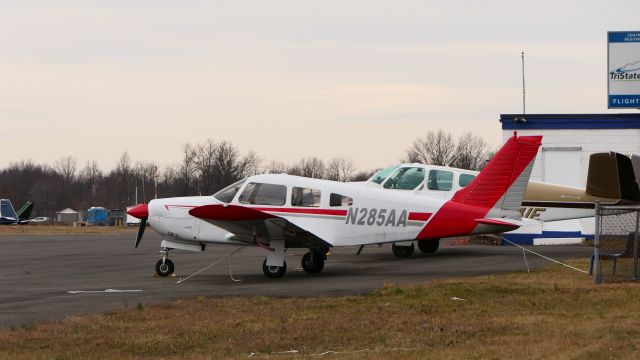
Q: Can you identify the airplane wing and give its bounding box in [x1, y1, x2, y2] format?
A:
[189, 204, 332, 249]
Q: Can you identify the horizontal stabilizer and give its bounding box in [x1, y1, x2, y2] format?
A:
[189, 204, 277, 221]
[475, 218, 521, 228]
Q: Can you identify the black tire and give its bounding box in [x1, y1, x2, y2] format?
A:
[418, 239, 440, 253]
[392, 243, 414, 258]
[301, 252, 325, 274]
[262, 259, 287, 278]
[155, 259, 174, 277]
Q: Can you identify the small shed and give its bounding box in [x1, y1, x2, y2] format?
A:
[57, 208, 79, 225]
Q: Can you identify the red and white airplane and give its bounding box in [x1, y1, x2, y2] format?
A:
[127, 133, 541, 278]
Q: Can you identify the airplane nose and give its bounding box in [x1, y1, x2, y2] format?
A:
[127, 203, 149, 219]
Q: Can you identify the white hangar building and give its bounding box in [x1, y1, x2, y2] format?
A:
[499, 113, 640, 245]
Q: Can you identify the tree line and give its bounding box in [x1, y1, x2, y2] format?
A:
[0, 131, 492, 218]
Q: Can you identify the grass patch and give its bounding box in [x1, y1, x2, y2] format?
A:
[1, 259, 639, 359]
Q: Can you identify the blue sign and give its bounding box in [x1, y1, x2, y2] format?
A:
[608, 31, 640, 108]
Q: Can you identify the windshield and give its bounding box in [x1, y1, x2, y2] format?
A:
[213, 179, 246, 203]
[368, 165, 400, 184]
[383, 167, 425, 190]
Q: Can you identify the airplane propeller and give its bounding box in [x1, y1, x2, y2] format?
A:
[127, 204, 149, 249]
[135, 218, 147, 248]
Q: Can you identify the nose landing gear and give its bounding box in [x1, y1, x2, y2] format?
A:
[155, 249, 175, 277]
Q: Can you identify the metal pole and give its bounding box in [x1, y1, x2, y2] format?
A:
[594, 202, 601, 284]
[633, 210, 639, 280]
[521, 51, 526, 115]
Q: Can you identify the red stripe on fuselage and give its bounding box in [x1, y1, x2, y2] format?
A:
[408, 212, 431, 221]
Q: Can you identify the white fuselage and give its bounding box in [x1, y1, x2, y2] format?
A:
[147, 174, 518, 249]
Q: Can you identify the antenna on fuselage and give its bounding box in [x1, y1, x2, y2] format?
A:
[445, 151, 463, 167]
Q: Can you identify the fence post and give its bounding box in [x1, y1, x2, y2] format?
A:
[594, 202, 601, 284]
[633, 210, 639, 281]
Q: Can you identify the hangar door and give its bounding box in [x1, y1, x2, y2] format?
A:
[542, 147, 582, 187]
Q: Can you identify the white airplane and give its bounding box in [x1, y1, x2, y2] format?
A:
[366, 152, 640, 221]
[361, 151, 640, 256]
[127, 133, 541, 278]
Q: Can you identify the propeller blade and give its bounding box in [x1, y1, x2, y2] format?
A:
[135, 218, 147, 249]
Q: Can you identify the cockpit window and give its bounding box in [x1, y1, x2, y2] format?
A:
[0, 200, 17, 219]
[427, 170, 453, 191]
[459, 174, 476, 188]
[213, 179, 246, 203]
[369, 165, 400, 184]
[239, 182, 287, 206]
[382, 167, 425, 190]
[292, 187, 321, 207]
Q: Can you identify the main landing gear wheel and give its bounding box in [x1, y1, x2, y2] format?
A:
[392, 243, 414, 258]
[262, 259, 287, 278]
[155, 258, 175, 277]
[301, 251, 325, 274]
[418, 239, 440, 253]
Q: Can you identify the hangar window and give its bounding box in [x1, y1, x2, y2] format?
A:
[458, 174, 476, 188]
[213, 179, 246, 203]
[292, 187, 321, 207]
[383, 167, 425, 190]
[427, 170, 453, 191]
[239, 183, 287, 206]
[330, 193, 353, 207]
[369, 165, 400, 184]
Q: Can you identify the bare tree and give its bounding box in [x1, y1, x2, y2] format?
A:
[193, 139, 261, 194]
[450, 132, 490, 171]
[263, 160, 290, 174]
[326, 156, 355, 182]
[55, 156, 77, 183]
[179, 143, 198, 195]
[296, 157, 325, 179]
[404, 130, 455, 165]
[212, 141, 260, 190]
[350, 168, 378, 182]
[79, 160, 102, 184]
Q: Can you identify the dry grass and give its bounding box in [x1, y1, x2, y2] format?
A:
[1, 259, 639, 359]
[0, 225, 136, 235]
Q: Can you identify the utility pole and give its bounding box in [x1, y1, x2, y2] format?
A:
[522, 51, 526, 115]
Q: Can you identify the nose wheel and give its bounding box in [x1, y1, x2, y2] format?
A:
[155, 259, 174, 277]
[155, 249, 175, 277]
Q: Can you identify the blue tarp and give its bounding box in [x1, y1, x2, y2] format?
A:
[87, 207, 107, 225]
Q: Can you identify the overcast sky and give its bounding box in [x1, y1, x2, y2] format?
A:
[1, 0, 639, 171]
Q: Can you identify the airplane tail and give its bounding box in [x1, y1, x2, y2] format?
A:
[589, 153, 640, 202]
[451, 133, 542, 210]
[417, 133, 541, 239]
[16, 201, 34, 222]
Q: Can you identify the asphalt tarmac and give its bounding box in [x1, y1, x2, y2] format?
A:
[0, 230, 593, 327]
